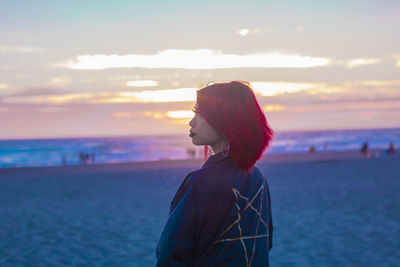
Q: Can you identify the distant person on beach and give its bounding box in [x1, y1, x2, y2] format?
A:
[386, 142, 396, 156]
[360, 142, 370, 158]
[156, 81, 274, 266]
[79, 153, 89, 164]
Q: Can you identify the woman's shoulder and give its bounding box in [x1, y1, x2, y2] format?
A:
[189, 160, 265, 180]
[191, 159, 239, 180]
[182, 160, 267, 192]
[184, 166, 222, 187]
[251, 164, 267, 178]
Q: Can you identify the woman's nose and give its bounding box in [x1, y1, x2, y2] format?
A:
[189, 117, 195, 127]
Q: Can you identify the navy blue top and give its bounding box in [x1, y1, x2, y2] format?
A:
[156, 152, 273, 266]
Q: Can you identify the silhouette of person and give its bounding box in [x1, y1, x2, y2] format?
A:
[79, 153, 89, 164]
[386, 142, 396, 156]
[360, 142, 369, 158]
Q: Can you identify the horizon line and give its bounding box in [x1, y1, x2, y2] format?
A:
[1, 126, 399, 141]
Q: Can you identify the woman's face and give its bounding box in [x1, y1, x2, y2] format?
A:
[189, 103, 223, 146]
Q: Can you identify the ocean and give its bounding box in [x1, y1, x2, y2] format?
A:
[1, 128, 399, 168]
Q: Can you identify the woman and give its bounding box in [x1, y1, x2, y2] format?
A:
[156, 81, 274, 266]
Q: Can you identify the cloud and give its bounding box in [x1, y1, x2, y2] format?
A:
[171, 81, 180, 87]
[263, 105, 287, 112]
[237, 28, 262, 36]
[346, 57, 382, 68]
[126, 80, 158, 87]
[48, 77, 71, 87]
[347, 80, 400, 87]
[4, 87, 71, 98]
[1, 83, 327, 105]
[126, 88, 196, 102]
[0, 87, 73, 103]
[144, 110, 193, 125]
[66, 49, 331, 70]
[290, 100, 400, 112]
[2, 93, 102, 105]
[252, 82, 319, 96]
[1, 87, 197, 105]
[166, 110, 193, 119]
[237, 29, 250, 36]
[0, 45, 43, 53]
[5, 79, 399, 105]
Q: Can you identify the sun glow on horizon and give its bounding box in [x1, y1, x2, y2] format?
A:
[3, 82, 316, 105]
[166, 110, 193, 118]
[3, 80, 399, 105]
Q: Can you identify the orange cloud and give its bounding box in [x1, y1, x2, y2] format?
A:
[263, 104, 287, 112]
[0, 83, 9, 89]
[143, 110, 193, 125]
[143, 111, 165, 119]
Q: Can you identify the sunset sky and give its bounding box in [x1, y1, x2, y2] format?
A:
[1, 0, 400, 139]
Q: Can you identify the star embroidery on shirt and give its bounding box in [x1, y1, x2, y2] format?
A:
[213, 183, 270, 267]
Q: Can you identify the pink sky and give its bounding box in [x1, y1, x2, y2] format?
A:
[1, 0, 400, 139]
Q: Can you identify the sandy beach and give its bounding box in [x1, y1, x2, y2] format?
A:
[1, 150, 399, 266]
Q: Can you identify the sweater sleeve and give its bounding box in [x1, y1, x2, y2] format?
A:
[156, 174, 198, 266]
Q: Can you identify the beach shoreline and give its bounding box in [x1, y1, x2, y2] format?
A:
[1, 149, 397, 176]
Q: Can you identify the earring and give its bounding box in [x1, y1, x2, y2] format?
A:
[221, 142, 230, 157]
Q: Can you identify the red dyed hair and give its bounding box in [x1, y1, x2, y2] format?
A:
[197, 81, 273, 172]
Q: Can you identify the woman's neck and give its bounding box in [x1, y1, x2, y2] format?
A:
[211, 139, 229, 154]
